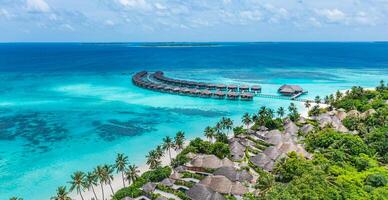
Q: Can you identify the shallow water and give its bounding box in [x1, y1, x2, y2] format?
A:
[0, 43, 387, 199]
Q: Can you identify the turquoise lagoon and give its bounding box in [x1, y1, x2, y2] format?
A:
[0, 43, 387, 199]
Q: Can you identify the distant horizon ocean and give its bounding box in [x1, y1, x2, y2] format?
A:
[0, 42, 387, 199]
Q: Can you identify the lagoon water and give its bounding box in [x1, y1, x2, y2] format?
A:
[0, 42, 387, 199]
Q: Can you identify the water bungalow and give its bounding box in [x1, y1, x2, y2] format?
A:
[239, 85, 249, 92]
[250, 85, 261, 93]
[216, 84, 227, 91]
[227, 85, 238, 91]
[227, 92, 239, 100]
[214, 91, 226, 99]
[240, 93, 253, 101]
[278, 84, 303, 96]
[132, 71, 308, 102]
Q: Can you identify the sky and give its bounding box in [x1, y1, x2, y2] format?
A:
[0, 0, 388, 42]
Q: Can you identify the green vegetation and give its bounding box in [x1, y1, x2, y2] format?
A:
[251, 106, 283, 130]
[333, 84, 387, 112]
[181, 171, 205, 180]
[247, 82, 388, 200]
[156, 184, 190, 200]
[184, 137, 230, 158]
[112, 166, 172, 200]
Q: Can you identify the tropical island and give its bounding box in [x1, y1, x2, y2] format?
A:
[9, 81, 387, 200]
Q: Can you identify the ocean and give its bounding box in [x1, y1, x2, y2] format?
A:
[0, 42, 387, 199]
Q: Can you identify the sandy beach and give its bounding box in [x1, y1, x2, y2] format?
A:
[70, 141, 188, 200]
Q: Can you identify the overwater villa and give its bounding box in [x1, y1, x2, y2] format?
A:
[278, 84, 305, 96]
[132, 71, 308, 102]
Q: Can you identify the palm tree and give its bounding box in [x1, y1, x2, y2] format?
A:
[335, 90, 342, 100]
[69, 171, 86, 200]
[277, 107, 285, 118]
[220, 117, 227, 131]
[224, 118, 233, 136]
[163, 136, 174, 163]
[215, 122, 223, 134]
[204, 126, 215, 142]
[304, 100, 311, 110]
[103, 164, 115, 195]
[115, 153, 128, 187]
[155, 145, 164, 159]
[174, 131, 185, 150]
[146, 150, 161, 169]
[259, 106, 267, 115]
[314, 95, 321, 104]
[94, 165, 107, 200]
[268, 109, 274, 118]
[242, 113, 252, 129]
[324, 96, 329, 104]
[51, 186, 71, 200]
[125, 164, 140, 185]
[85, 172, 98, 200]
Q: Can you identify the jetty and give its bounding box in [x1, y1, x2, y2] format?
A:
[132, 71, 308, 102]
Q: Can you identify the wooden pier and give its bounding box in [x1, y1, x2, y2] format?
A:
[132, 71, 308, 102]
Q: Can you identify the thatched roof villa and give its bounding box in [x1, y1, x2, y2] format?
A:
[186, 184, 226, 200]
[278, 84, 303, 96]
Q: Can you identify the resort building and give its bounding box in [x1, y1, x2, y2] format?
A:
[278, 84, 304, 96]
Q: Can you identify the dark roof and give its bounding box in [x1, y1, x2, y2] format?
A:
[186, 184, 226, 200]
[251, 85, 261, 90]
[278, 84, 303, 93]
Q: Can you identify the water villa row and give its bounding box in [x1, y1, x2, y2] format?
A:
[132, 71, 255, 101]
[132, 71, 308, 101]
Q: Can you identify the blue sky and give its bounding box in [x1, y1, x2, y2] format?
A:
[0, 0, 388, 42]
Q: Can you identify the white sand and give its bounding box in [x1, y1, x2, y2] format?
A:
[70, 142, 188, 200]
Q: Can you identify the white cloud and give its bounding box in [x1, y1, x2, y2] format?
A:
[117, 0, 152, 10]
[240, 10, 262, 22]
[104, 19, 115, 26]
[59, 24, 75, 31]
[0, 8, 13, 19]
[154, 3, 166, 10]
[26, 0, 51, 13]
[316, 8, 346, 23]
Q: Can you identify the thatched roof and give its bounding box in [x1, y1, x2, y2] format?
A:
[160, 178, 176, 187]
[300, 124, 314, 134]
[200, 175, 248, 195]
[190, 155, 234, 169]
[186, 152, 197, 159]
[175, 166, 187, 173]
[284, 119, 299, 135]
[263, 146, 282, 160]
[264, 130, 290, 145]
[347, 110, 360, 117]
[231, 181, 249, 195]
[278, 85, 303, 94]
[213, 166, 253, 182]
[250, 153, 275, 171]
[336, 110, 347, 121]
[361, 109, 377, 118]
[314, 113, 348, 133]
[229, 141, 245, 161]
[142, 182, 156, 193]
[186, 184, 226, 200]
[170, 171, 182, 180]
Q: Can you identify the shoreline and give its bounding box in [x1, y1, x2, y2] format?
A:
[70, 141, 188, 200]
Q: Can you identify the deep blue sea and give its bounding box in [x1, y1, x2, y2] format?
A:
[0, 42, 387, 199]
